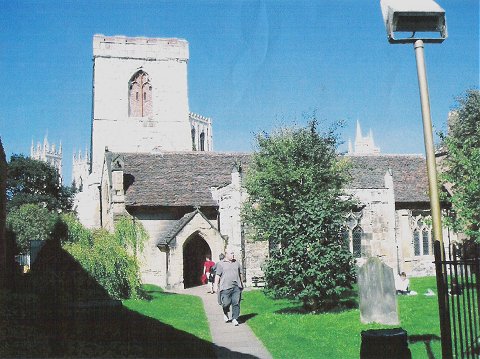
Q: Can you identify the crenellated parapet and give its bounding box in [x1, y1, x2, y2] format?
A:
[93, 34, 189, 62]
[189, 112, 213, 151]
[189, 112, 212, 125]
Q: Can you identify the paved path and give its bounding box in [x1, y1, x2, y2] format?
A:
[169, 284, 273, 359]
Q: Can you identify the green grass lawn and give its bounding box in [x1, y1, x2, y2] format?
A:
[241, 277, 442, 359]
[122, 284, 211, 341]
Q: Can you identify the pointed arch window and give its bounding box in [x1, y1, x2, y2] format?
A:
[343, 211, 365, 259]
[129, 71, 152, 117]
[412, 215, 432, 256]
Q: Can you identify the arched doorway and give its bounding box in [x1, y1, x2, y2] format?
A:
[183, 234, 211, 288]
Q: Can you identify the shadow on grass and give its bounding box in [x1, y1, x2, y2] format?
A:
[409, 334, 441, 359]
[0, 239, 259, 358]
[239, 312, 258, 323]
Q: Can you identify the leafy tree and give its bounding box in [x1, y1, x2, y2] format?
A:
[61, 215, 146, 299]
[440, 89, 480, 242]
[243, 119, 356, 311]
[7, 154, 74, 213]
[6, 203, 57, 253]
[114, 215, 149, 257]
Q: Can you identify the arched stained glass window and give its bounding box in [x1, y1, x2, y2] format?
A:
[352, 226, 363, 258]
[413, 229, 420, 256]
[129, 71, 152, 117]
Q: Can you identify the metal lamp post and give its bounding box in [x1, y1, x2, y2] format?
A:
[380, 0, 447, 252]
[380, 1, 452, 357]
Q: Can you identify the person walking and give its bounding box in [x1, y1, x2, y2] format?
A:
[203, 255, 215, 292]
[212, 253, 225, 298]
[214, 246, 243, 326]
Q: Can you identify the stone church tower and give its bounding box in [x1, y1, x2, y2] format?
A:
[91, 35, 192, 174]
[76, 35, 212, 228]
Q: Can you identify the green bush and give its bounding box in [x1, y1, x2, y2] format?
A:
[62, 216, 146, 299]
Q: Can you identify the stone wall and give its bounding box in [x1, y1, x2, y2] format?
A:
[244, 240, 269, 285]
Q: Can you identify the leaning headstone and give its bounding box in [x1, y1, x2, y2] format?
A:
[358, 257, 399, 325]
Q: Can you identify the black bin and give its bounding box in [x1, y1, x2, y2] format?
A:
[360, 328, 412, 359]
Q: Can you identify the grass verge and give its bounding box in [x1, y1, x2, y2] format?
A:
[241, 276, 441, 359]
[122, 284, 212, 341]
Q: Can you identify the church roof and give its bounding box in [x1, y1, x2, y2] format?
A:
[117, 152, 429, 207]
[119, 152, 250, 207]
[346, 155, 429, 203]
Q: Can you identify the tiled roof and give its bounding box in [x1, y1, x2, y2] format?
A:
[346, 155, 429, 203]
[120, 152, 250, 207]
[116, 152, 429, 206]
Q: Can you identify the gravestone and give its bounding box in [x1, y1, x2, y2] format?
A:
[358, 257, 399, 325]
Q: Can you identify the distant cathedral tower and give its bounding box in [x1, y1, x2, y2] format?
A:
[30, 135, 63, 182]
[72, 149, 91, 191]
[348, 121, 380, 155]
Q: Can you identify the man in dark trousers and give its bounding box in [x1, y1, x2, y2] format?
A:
[214, 246, 244, 326]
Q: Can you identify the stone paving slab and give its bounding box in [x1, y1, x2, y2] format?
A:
[170, 285, 273, 359]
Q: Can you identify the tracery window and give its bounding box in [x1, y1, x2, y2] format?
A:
[344, 211, 365, 258]
[129, 71, 152, 117]
[412, 215, 432, 256]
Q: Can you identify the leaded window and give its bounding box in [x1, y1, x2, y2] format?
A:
[344, 211, 365, 258]
[352, 226, 363, 258]
[413, 229, 420, 256]
[412, 214, 432, 256]
[422, 228, 430, 255]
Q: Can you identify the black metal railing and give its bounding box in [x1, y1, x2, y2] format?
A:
[434, 240, 480, 359]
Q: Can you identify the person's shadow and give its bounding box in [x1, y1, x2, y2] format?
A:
[6, 238, 260, 358]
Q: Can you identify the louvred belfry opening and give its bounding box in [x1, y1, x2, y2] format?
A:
[129, 71, 152, 117]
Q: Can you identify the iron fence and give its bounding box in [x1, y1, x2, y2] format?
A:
[434, 241, 480, 359]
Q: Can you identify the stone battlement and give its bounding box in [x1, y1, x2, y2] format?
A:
[189, 112, 212, 125]
[93, 34, 189, 61]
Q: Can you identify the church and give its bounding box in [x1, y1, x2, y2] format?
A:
[74, 34, 456, 289]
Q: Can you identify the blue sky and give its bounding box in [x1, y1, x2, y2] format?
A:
[1, 0, 478, 184]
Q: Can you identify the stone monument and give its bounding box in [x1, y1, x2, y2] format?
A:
[358, 257, 399, 325]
